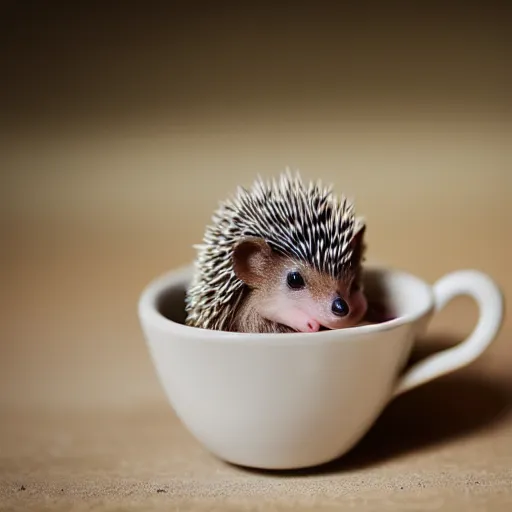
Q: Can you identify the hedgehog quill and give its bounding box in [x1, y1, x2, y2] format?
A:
[185, 170, 368, 334]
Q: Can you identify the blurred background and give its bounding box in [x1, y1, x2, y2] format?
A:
[0, 1, 510, 412]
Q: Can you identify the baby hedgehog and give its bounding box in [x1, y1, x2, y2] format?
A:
[184, 170, 368, 334]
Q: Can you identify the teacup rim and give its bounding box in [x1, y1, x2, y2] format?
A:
[138, 263, 435, 344]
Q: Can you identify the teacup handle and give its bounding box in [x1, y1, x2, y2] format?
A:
[393, 269, 504, 397]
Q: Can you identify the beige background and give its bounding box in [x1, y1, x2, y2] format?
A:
[1, 2, 511, 510]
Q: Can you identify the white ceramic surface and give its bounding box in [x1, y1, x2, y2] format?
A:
[138, 264, 504, 470]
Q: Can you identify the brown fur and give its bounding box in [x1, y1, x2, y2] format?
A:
[228, 233, 366, 333]
[228, 287, 296, 333]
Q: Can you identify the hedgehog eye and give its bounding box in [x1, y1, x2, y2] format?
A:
[332, 297, 349, 317]
[287, 271, 305, 289]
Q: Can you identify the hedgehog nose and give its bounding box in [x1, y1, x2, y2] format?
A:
[332, 297, 349, 317]
[306, 320, 320, 332]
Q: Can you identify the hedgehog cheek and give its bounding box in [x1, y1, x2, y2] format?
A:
[350, 288, 369, 325]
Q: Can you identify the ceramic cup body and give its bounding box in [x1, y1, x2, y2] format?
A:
[138, 264, 503, 470]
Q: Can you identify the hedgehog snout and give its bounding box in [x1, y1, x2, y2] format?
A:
[306, 319, 321, 332]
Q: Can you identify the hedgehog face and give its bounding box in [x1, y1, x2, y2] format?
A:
[232, 236, 368, 333]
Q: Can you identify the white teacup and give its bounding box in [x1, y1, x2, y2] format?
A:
[138, 264, 504, 470]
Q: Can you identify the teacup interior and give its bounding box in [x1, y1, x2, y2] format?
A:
[158, 283, 188, 325]
[156, 267, 433, 327]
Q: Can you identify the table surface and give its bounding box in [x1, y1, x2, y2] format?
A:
[1, 383, 512, 512]
[1, 197, 511, 512]
[1, 3, 511, 510]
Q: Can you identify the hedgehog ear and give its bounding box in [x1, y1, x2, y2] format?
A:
[350, 221, 366, 263]
[232, 237, 272, 287]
